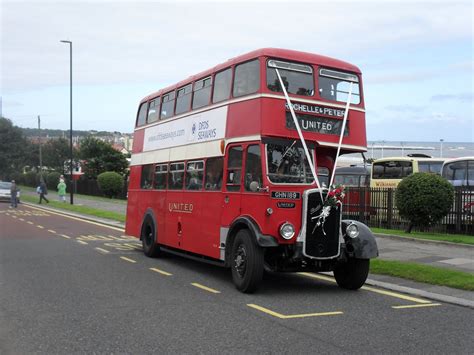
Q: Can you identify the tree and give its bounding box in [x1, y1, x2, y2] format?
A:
[79, 136, 128, 178]
[42, 138, 74, 173]
[395, 172, 454, 233]
[0, 117, 32, 179]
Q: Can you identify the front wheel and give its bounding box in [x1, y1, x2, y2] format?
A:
[231, 229, 264, 293]
[141, 217, 161, 257]
[334, 258, 369, 290]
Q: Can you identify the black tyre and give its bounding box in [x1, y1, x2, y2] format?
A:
[141, 216, 161, 257]
[231, 229, 264, 293]
[334, 258, 369, 290]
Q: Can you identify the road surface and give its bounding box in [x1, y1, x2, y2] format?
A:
[1, 203, 473, 354]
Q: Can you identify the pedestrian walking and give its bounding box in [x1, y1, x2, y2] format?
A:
[57, 179, 67, 202]
[38, 180, 49, 204]
[10, 180, 18, 208]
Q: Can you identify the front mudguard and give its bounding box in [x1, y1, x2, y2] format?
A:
[341, 220, 379, 259]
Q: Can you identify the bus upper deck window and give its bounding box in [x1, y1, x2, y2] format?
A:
[161, 91, 176, 120]
[267, 59, 314, 96]
[176, 84, 192, 115]
[319, 68, 361, 105]
[213, 68, 232, 103]
[147, 98, 160, 124]
[136, 102, 148, 127]
[193, 77, 212, 110]
[233, 60, 260, 98]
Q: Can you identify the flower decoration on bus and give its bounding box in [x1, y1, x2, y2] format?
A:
[311, 184, 346, 235]
[325, 184, 346, 207]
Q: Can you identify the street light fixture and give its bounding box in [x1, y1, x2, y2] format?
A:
[440, 139, 444, 158]
[60, 40, 74, 204]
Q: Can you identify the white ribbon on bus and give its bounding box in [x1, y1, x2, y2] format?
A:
[274, 68, 353, 204]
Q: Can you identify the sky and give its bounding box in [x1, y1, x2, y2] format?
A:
[1, 0, 473, 142]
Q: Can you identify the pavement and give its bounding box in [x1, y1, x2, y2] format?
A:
[17, 189, 474, 308]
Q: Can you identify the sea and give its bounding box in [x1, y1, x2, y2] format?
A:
[338, 141, 474, 166]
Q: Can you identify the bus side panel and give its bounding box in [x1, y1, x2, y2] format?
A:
[183, 191, 221, 259]
[132, 129, 145, 154]
[165, 190, 183, 249]
[125, 165, 142, 237]
[198, 192, 223, 259]
[226, 100, 262, 138]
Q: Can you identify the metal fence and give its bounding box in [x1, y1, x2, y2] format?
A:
[72, 178, 128, 200]
[341, 186, 474, 235]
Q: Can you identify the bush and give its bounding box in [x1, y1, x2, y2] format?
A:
[46, 172, 61, 190]
[395, 173, 454, 233]
[97, 171, 123, 198]
[10, 172, 24, 184]
[24, 171, 38, 187]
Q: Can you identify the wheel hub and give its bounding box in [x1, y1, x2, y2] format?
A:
[234, 244, 247, 278]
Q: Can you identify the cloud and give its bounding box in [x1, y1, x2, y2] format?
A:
[1, 1, 472, 92]
[365, 70, 439, 84]
[385, 104, 427, 112]
[430, 93, 473, 102]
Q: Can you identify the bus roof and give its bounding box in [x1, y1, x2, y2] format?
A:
[442, 156, 474, 163]
[142, 48, 362, 103]
[373, 157, 445, 163]
[335, 166, 371, 174]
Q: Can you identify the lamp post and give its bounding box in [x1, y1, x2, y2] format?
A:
[440, 139, 444, 158]
[38, 115, 42, 174]
[60, 40, 73, 204]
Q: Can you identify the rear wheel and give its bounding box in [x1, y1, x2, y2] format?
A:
[231, 229, 264, 293]
[334, 258, 369, 290]
[141, 217, 161, 257]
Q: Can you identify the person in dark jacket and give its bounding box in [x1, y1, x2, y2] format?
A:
[38, 180, 49, 204]
[10, 180, 18, 208]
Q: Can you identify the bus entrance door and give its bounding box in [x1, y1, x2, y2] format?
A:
[221, 144, 243, 231]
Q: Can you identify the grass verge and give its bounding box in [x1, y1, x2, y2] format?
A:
[372, 228, 474, 245]
[371, 259, 474, 291]
[21, 194, 126, 223]
[19, 185, 127, 205]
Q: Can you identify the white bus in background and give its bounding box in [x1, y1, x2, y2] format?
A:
[441, 157, 474, 186]
[370, 154, 445, 189]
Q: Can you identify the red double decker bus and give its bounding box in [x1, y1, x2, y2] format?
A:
[126, 48, 378, 293]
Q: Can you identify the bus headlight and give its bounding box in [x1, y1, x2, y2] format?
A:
[346, 223, 359, 239]
[279, 222, 295, 240]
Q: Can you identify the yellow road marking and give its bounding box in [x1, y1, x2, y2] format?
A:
[37, 225, 44, 229]
[299, 272, 432, 304]
[24, 204, 124, 232]
[77, 240, 88, 245]
[27, 221, 34, 225]
[392, 303, 442, 309]
[60, 234, 71, 239]
[120, 256, 137, 263]
[150, 267, 173, 276]
[95, 247, 110, 254]
[191, 283, 221, 294]
[361, 285, 432, 304]
[47, 229, 57, 234]
[247, 304, 343, 319]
